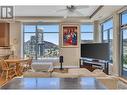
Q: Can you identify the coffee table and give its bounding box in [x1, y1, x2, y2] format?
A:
[1, 77, 106, 89]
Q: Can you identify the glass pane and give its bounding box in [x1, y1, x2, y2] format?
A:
[81, 33, 93, 41]
[109, 29, 113, 40]
[122, 29, 127, 76]
[81, 24, 94, 32]
[24, 33, 36, 59]
[36, 33, 59, 58]
[123, 29, 127, 61]
[24, 25, 36, 32]
[109, 29, 113, 62]
[37, 25, 59, 32]
[103, 19, 113, 31]
[43, 33, 59, 45]
[122, 12, 127, 25]
[103, 31, 108, 42]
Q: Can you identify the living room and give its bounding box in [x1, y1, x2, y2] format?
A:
[0, 5, 127, 90]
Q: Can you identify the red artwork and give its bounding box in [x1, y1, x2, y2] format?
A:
[62, 25, 78, 47]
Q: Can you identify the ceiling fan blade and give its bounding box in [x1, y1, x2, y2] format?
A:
[55, 8, 68, 13]
[74, 10, 84, 16]
[75, 5, 89, 9]
[49, 8, 67, 15]
[63, 10, 70, 18]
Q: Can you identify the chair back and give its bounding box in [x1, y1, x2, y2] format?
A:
[4, 55, 10, 60]
[0, 59, 9, 70]
[27, 58, 33, 66]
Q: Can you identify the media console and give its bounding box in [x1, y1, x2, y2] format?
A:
[80, 57, 109, 74]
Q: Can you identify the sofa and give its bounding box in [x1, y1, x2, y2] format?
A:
[51, 68, 118, 89]
[23, 63, 53, 78]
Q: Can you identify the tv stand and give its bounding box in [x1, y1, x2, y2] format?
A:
[80, 57, 109, 74]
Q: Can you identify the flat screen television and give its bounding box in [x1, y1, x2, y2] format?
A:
[81, 43, 109, 61]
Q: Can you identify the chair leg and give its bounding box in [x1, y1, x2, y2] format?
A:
[6, 71, 9, 81]
[14, 70, 18, 76]
[0, 71, 4, 79]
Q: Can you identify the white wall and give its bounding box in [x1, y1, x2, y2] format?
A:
[94, 21, 100, 43]
[10, 21, 22, 58]
[112, 12, 120, 76]
[59, 23, 80, 68]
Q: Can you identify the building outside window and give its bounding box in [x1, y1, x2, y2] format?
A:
[23, 24, 59, 61]
[80, 24, 94, 43]
[101, 18, 113, 63]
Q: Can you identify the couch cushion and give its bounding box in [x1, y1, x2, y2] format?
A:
[68, 68, 93, 77]
[92, 69, 107, 77]
[23, 72, 50, 78]
[52, 72, 79, 78]
[32, 63, 53, 72]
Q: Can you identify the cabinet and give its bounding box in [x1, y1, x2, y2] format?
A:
[80, 57, 109, 74]
[0, 23, 10, 47]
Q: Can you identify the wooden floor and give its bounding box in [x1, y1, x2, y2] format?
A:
[0, 78, 10, 87]
[0, 78, 6, 86]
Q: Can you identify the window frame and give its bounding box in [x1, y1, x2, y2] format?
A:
[101, 18, 113, 63]
[23, 23, 59, 59]
[120, 10, 127, 77]
[80, 23, 94, 42]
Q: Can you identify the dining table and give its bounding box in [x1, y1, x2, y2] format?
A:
[5, 58, 29, 76]
[1, 77, 107, 89]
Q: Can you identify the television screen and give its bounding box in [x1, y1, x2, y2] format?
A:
[81, 43, 109, 60]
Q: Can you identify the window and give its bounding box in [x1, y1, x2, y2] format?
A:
[101, 18, 113, 62]
[80, 24, 94, 42]
[120, 11, 127, 77]
[121, 11, 127, 25]
[23, 24, 59, 60]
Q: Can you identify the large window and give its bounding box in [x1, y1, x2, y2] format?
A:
[23, 24, 59, 60]
[101, 19, 113, 62]
[80, 24, 94, 43]
[120, 10, 127, 77]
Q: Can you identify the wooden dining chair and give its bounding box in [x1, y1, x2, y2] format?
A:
[19, 58, 33, 73]
[26, 58, 33, 70]
[0, 59, 17, 80]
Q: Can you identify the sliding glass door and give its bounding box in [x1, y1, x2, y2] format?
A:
[120, 10, 127, 77]
[121, 29, 127, 76]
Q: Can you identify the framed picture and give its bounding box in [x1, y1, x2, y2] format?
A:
[61, 24, 79, 47]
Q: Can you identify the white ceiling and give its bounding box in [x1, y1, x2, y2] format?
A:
[0, 5, 124, 23]
[91, 6, 123, 21]
[15, 6, 99, 17]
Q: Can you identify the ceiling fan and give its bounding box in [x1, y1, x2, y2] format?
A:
[55, 5, 89, 18]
